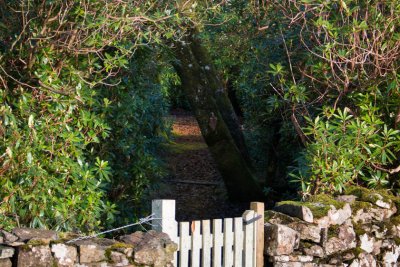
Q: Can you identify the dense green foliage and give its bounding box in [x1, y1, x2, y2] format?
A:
[0, 0, 175, 231]
[203, 0, 400, 197]
[1, 0, 399, 230]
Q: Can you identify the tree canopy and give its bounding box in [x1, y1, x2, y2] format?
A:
[1, 0, 399, 231]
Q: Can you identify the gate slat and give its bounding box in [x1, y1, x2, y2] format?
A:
[202, 220, 211, 267]
[212, 219, 223, 267]
[191, 221, 201, 267]
[243, 210, 255, 267]
[223, 218, 234, 267]
[152, 200, 261, 267]
[233, 217, 243, 267]
[180, 222, 191, 267]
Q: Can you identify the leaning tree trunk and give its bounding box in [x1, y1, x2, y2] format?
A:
[172, 32, 262, 201]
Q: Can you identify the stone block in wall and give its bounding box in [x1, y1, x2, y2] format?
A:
[265, 211, 321, 243]
[17, 244, 53, 267]
[273, 262, 316, 267]
[303, 245, 324, 258]
[324, 220, 356, 256]
[352, 201, 397, 224]
[0, 246, 14, 259]
[265, 223, 300, 256]
[108, 251, 130, 266]
[314, 203, 352, 228]
[0, 230, 18, 244]
[270, 255, 313, 262]
[0, 258, 12, 267]
[51, 243, 77, 267]
[78, 243, 107, 264]
[348, 252, 376, 267]
[381, 240, 400, 265]
[120, 230, 177, 267]
[274, 203, 314, 223]
[12, 228, 58, 242]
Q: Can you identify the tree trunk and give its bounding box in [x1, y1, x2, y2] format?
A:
[172, 33, 262, 201]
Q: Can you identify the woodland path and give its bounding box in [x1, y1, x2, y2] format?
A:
[152, 111, 247, 222]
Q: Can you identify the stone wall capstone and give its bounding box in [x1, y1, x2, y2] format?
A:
[264, 187, 400, 267]
[0, 228, 177, 267]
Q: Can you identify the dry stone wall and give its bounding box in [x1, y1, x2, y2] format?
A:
[264, 187, 400, 267]
[0, 228, 177, 267]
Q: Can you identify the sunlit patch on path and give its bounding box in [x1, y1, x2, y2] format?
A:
[152, 111, 247, 221]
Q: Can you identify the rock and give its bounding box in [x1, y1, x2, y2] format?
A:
[289, 223, 320, 243]
[264, 223, 300, 256]
[342, 250, 356, 261]
[324, 237, 349, 256]
[274, 203, 313, 223]
[337, 220, 356, 246]
[0, 236, 3, 244]
[51, 243, 77, 267]
[0, 246, 14, 259]
[372, 193, 392, 209]
[273, 262, 316, 267]
[73, 263, 112, 267]
[303, 245, 324, 258]
[17, 245, 53, 267]
[359, 233, 374, 253]
[78, 243, 107, 263]
[111, 243, 133, 258]
[0, 230, 18, 243]
[0, 259, 12, 267]
[352, 201, 397, 224]
[382, 244, 400, 265]
[314, 203, 352, 228]
[336, 195, 357, 204]
[324, 222, 356, 256]
[271, 255, 313, 262]
[6, 242, 25, 247]
[108, 251, 130, 266]
[372, 239, 382, 255]
[328, 257, 342, 265]
[265, 211, 321, 243]
[121, 230, 177, 267]
[358, 252, 376, 267]
[12, 228, 57, 242]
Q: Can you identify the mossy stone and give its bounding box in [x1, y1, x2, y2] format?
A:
[276, 194, 345, 219]
[346, 186, 400, 210]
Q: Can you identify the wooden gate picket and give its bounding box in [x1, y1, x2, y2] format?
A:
[152, 199, 264, 267]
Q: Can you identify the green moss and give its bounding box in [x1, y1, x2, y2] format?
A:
[351, 247, 364, 257]
[105, 242, 134, 263]
[26, 239, 48, 246]
[276, 194, 345, 219]
[264, 210, 295, 224]
[300, 241, 314, 249]
[105, 248, 113, 263]
[394, 237, 400, 246]
[20, 239, 48, 250]
[328, 224, 340, 238]
[352, 223, 367, 236]
[346, 186, 400, 210]
[109, 242, 134, 249]
[350, 200, 372, 213]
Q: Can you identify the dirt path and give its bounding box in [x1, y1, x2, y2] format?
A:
[152, 112, 247, 221]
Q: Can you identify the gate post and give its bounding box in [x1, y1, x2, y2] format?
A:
[152, 199, 178, 264]
[251, 202, 265, 267]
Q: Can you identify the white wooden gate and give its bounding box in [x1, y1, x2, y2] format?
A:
[152, 199, 264, 267]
